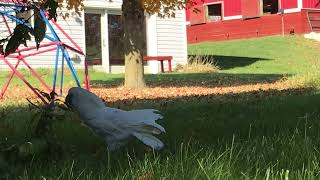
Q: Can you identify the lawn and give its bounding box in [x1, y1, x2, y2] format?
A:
[188, 35, 319, 74]
[1, 35, 320, 179]
[2, 36, 319, 88]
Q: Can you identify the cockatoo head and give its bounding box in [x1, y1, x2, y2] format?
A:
[64, 87, 81, 109]
[65, 87, 106, 113]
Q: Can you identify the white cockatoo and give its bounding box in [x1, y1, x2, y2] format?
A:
[65, 87, 165, 150]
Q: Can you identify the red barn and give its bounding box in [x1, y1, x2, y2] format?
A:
[186, 0, 320, 43]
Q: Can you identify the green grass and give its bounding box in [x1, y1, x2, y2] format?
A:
[188, 35, 318, 75]
[2, 35, 318, 88]
[2, 35, 320, 179]
[2, 90, 320, 179]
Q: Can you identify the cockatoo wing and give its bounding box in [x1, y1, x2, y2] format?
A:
[82, 108, 132, 150]
[132, 132, 164, 150]
[101, 107, 165, 149]
[104, 108, 165, 133]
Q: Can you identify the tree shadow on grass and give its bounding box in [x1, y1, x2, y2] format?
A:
[91, 72, 288, 88]
[109, 87, 319, 146]
[188, 55, 272, 70]
[2, 86, 320, 178]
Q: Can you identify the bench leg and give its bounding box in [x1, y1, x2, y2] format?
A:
[168, 60, 172, 73]
[160, 61, 164, 73]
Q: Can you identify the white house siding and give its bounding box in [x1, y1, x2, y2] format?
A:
[0, 7, 85, 70]
[0, 6, 18, 69]
[156, 9, 188, 71]
[22, 12, 86, 68]
[84, 0, 122, 9]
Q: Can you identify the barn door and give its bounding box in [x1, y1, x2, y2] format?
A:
[241, 0, 261, 19]
[190, 5, 206, 25]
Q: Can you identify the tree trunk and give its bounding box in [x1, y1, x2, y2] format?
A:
[122, 0, 146, 88]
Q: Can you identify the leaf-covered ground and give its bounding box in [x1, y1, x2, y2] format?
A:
[1, 80, 292, 103]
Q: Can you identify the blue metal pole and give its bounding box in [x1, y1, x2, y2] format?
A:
[52, 46, 60, 92]
[0, 6, 82, 89]
[0, 11, 56, 42]
[59, 47, 81, 87]
[0, 10, 16, 14]
[60, 51, 65, 95]
[38, 9, 81, 87]
[0, 3, 32, 8]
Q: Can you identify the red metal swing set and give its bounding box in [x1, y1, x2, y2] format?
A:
[0, 0, 90, 104]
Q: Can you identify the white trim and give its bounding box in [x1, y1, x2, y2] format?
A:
[298, 0, 303, 9]
[223, 15, 242, 20]
[283, 8, 301, 13]
[302, 8, 320, 11]
[181, 10, 188, 66]
[203, 2, 224, 6]
[81, 11, 86, 66]
[107, 10, 122, 15]
[84, 1, 121, 10]
[146, 14, 159, 74]
[186, 21, 191, 25]
[204, 1, 224, 21]
[103, 10, 110, 73]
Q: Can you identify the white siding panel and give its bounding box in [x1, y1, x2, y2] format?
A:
[0, 7, 85, 70]
[0, 7, 18, 69]
[156, 9, 187, 70]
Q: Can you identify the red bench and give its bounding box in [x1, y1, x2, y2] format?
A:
[143, 56, 173, 73]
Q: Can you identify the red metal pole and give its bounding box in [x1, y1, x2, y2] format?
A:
[0, 59, 21, 98]
[16, 42, 58, 53]
[20, 47, 57, 58]
[84, 59, 90, 91]
[20, 57, 51, 92]
[2, 58, 48, 104]
[0, 55, 19, 58]
[2, 14, 11, 34]
[62, 43, 85, 55]
[47, 12, 84, 54]
[45, 11, 89, 92]
[2, 14, 51, 98]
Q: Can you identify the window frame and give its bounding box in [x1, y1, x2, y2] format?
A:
[260, 0, 281, 16]
[205, 1, 224, 23]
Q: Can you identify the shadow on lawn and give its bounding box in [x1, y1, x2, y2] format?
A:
[1, 87, 317, 151]
[188, 55, 271, 70]
[110, 87, 319, 144]
[1, 87, 320, 178]
[91, 72, 287, 88]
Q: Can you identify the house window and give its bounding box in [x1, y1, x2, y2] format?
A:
[207, 3, 222, 22]
[108, 14, 124, 65]
[85, 13, 102, 65]
[263, 0, 279, 14]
